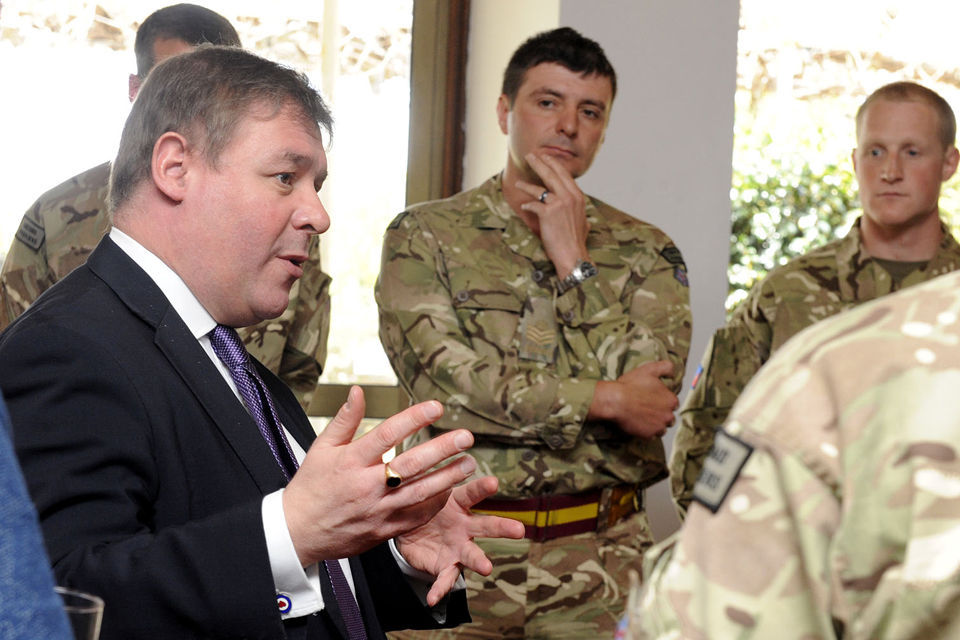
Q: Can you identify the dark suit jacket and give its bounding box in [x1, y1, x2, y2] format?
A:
[0, 237, 467, 639]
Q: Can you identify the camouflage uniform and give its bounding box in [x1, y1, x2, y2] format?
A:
[629, 267, 960, 640]
[0, 162, 331, 409]
[376, 174, 691, 639]
[670, 217, 960, 517]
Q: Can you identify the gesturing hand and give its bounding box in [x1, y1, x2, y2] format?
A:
[396, 476, 525, 605]
[283, 386, 481, 566]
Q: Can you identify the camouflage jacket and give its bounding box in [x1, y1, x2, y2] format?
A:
[376, 174, 691, 498]
[0, 162, 331, 409]
[670, 217, 960, 517]
[632, 268, 960, 640]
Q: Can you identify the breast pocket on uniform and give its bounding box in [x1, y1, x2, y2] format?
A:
[448, 269, 523, 352]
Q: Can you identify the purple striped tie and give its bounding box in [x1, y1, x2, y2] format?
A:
[210, 325, 368, 639]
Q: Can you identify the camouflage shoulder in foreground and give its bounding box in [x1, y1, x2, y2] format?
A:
[377, 174, 691, 497]
[636, 269, 960, 639]
[669, 217, 960, 517]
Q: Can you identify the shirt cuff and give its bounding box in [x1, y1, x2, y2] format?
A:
[388, 538, 465, 624]
[262, 489, 324, 618]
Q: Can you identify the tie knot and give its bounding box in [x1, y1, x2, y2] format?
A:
[209, 325, 250, 373]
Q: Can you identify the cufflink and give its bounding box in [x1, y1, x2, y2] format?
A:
[277, 593, 292, 613]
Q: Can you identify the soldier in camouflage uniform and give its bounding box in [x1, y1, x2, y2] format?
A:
[628, 265, 960, 640]
[670, 81, 960, 518]
[377, 28, 691, 639]
[0, 4, 331, 409]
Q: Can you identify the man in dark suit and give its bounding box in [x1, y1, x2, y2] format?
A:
[0, 46, 523, 640]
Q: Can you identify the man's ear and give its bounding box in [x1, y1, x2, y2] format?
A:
[128, 74, 141, 103]
[496, 94, 510, 135]
[942, 146, 960, 182]
[152, 132, 190, 203]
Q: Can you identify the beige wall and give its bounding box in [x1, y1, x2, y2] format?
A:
[464, 1, 741, 540]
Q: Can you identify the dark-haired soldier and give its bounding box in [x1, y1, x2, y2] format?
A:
[0, 4, 331, 409]
[377, 27, 691, 638]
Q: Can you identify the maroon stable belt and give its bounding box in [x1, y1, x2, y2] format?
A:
[471, 485, 640, 542]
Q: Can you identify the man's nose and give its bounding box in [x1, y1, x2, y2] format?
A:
[294, 191, 331, 235]
[557, 107, 578, 137]
[882, 154, 903, 182]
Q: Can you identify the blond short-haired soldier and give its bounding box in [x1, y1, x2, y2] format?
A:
[377, 27, 691, 639]
[670, 81, 960, 518]
[0, 4, 331, 409]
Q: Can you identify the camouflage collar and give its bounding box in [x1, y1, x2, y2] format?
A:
[468, 174, 616, 263]
[456, 174, 510, 229]
[837, 216, 960, 300]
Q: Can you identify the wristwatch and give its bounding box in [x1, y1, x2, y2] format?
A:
[556, 259, 598, 294]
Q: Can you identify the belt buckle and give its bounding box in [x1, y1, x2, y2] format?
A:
[597, 485, 641, 533]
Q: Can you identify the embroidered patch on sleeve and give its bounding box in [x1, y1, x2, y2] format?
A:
[661, 245, 685, 265]
[386, 210, 409, 230]
[15, 216, 44, 251]
[692, 429, 754, 513]
[690, 364, 703, 389]
[674, 266, 688, 287]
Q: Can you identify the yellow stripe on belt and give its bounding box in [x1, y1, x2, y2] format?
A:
[472, 502, 599, 527]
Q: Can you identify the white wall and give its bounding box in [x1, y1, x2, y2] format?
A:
[464, 1, 740, 539]
[561, 1, 740, 538]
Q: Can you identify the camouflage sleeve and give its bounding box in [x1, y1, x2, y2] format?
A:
[669, 285, 771, 519]
[0, 206, 54, 330]
[625, 242, 691, 391]
[376, 211, 586, 445]
[633, 438, 839, 639]
[554, 244, 691, 398]
[240, 235, 330, 411]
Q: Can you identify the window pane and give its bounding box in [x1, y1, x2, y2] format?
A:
[0, 0, 411, 388]
[731, 0, 960, 311]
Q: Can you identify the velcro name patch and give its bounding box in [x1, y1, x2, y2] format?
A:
[15, 215, 44, 252]
[692, 429, 753, 513]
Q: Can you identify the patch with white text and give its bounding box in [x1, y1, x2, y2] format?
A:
[15, 215, 44, 251]
[692, 429, 753, 513]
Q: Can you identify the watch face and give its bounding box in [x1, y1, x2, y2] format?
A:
[580, 261, 598, 278]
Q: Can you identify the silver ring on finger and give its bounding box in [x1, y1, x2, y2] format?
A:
[539, 189, 550, 204]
